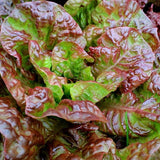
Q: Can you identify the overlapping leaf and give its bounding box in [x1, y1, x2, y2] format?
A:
[47, 125, 119, 160]
[29, 40, 67, 103]
[0, 1, 86, 78]
[89, 27, 154, 92]
[25, 86, 107, 123]
[51, 41, 94, 81]
[65, 0, 159, 50]
[0, 96, 45, 160]
[0, 0, 160, 159]
[64, 0, 101, 29]
[0, 50, 37, 109]
[118, 138, 160, 160]
[98, 96, 160, 145]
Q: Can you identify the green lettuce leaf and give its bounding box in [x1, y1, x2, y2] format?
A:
[65, 0, 100, 29]
[52, 41, 94, 81]
[29, 40, 67, 103]
[70, 81, 112, 103]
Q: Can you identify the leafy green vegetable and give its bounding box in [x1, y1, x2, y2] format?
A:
[0, 0, 160, 159]
[52, 41, 94, 81]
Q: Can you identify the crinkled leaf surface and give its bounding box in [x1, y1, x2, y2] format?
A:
[0, 0, 36, 17]
[0, 96, 45, 160]
[118, 138, 160, 160]
[133, 69, 160, 103]
[52, 41, 94, 81]
[81, 131, 120, 160]
[29, 40, 67, 103]
[0, 50, 37, 109]
[25, 86, 107, 123]
[65, 0, 159, 50]
[99, 97, 160, 144]
[83, 24, 103, 50]
[0, 1, 86, 78]
[47, 125, 119, 160]
[64, 0, 100, 29]
[90, 27, 154, 92]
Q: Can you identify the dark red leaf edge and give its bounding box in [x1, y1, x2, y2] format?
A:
[25, 86, 107, 123]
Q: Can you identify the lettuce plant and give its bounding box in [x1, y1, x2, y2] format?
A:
[0, 0, 160, 159]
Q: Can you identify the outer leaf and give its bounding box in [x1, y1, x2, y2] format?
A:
[91, 0, 159, 50]
[0, 50, 36, 109]
[118, 138, 160, 160]
[82, 132, 120, 160]
[90, 27, 154, 92]
[70, 81, 111, 103]
[29, 40, 67, 103]
[52, 41, 94, 81]
[0, 1, 86, 78]
[0, 0, 36, 17]
[48, 139, 83, 160]
[99, 97, 160, 144]
[25, 86, 107, 123]
[65, 0, 159, 50]
[47, 124, 119, 160]
[0, 96, 44, 160]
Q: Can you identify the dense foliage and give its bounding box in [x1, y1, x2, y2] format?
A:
[0, 0, 160, 159]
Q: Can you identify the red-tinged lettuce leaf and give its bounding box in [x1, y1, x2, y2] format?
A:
[70, 81, 112, 103]
[81, 132, 120, 160]
[29, 40, 67, 103]
[0, 96, 45, 160]
[98, 97, 160, 144]
[90, 27, 154, 92]
[0, 0, 36, 17]
[0, 50, 38, 109]
[91, 0, 159, 51]
[47, 139, 83, 160]
[97, 91, 138, 111]
[133, 69, 160, 103]
[118, 138, 160, 160]
[0, 1, 86, 78]
[52, 41, 94, 81]
[83, 25, 103, 50]
[25, 86, 107, 123]
[46, 124, 119, 160]
[65, 0, 159, 50]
